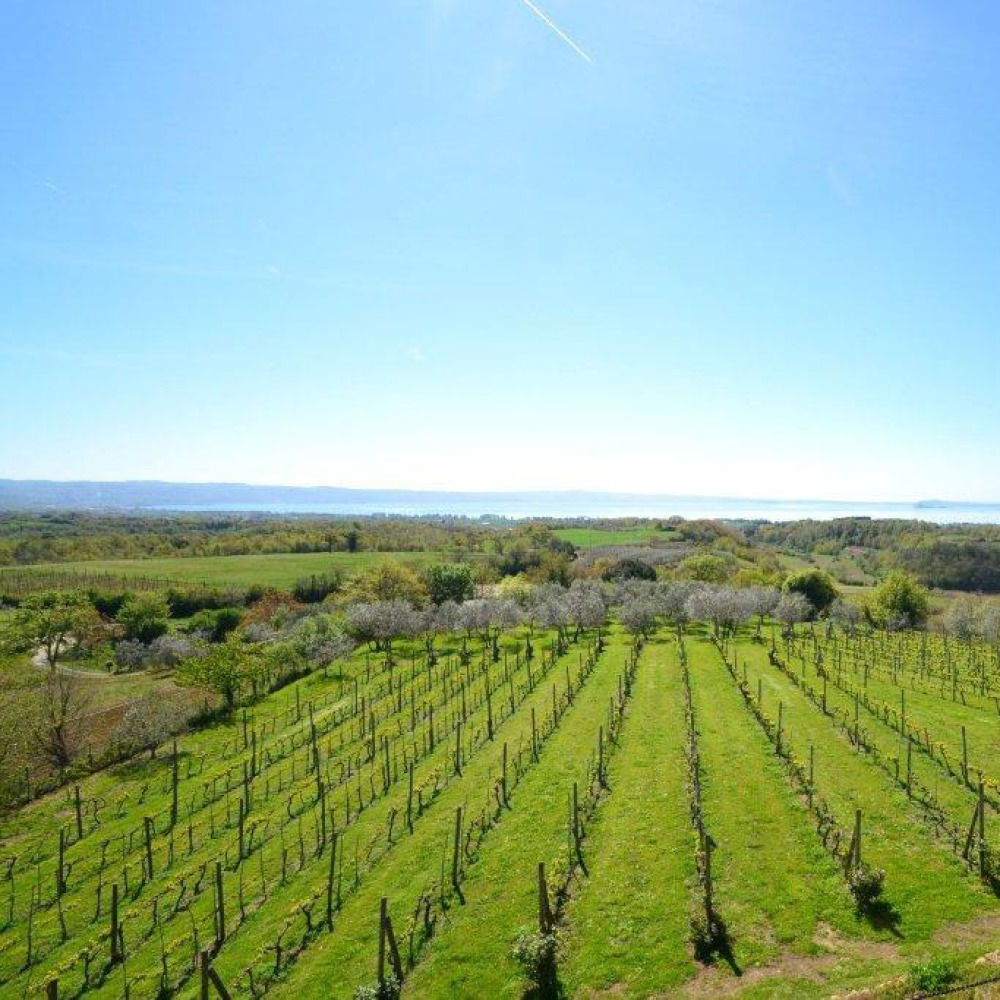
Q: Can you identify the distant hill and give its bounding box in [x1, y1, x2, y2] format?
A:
[0, 479, 639, 511]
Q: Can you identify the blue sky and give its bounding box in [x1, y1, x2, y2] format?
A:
[2, 1, 999, 500]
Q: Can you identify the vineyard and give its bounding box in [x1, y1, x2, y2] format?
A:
[2, 620, 1000, 999]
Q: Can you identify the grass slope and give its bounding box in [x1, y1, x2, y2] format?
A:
[559, 635, 696, 997]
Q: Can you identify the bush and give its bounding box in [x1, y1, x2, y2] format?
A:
[847, 862, 885, 910]
[117, 592, 171, 643]
[353, 976, 399, 1000]
[292, 572, 343, 604]
[908, 957, 956, 992]
[426, 563, 475, 605]
[783, 568, 839, 614]
[186, 607, 244, 642]
[601, 558, 656, 583]
[511, 927, 559, 983]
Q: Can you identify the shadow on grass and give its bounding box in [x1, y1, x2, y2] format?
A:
[693, 914, 742, 977]
[522, 958, 567, 999]
[861, 899, 903, 938]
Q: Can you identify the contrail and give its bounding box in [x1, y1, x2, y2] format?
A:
[519, 0, 593, 64]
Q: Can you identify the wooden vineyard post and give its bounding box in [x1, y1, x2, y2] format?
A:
[808, 743, 815, 808]
[326, 831, 338, 929]
[900, 690, 906, 737]
[214, 861, 226, 948]
[406, 763, 414, 833]
[502, 742, 509, 807]
[852, 810, 862, 868]
[487, 688, 494, 741]
[74, 784, 84, 841]
[571, 782, 586, 872]
[451, 807, 463, 891]
[822, 676, 828, 714]
[537, 862, 553, 934]
[56, 828, 66, 897]
[757, 678, 762, 707]
[777, 702, 783, 753]
[109, 882, 121, 963]
[377, 897, 404, 986]
[144, 816, 155, 881]
[454, 722, 462, 777]
[906, 740, 913, 798]
[171, 740, 180, 829]
[703, 832, 714, 925]
[46, 978, 58, 1000]
[531, 708, 538, 763]
[979, 776, 987, 879]
[598, 726, 605, 787]
[961, 726, 969, 786]
[199, 949, 233, 1000]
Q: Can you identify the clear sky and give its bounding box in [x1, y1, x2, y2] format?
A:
[2, 2, 999, 500]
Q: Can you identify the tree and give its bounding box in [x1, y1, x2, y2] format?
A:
[346, 560, 428, 607]
[112, 693, 190, 758]
[178, 641, 247, 710]
[676, 553, 734, 584]
[773, 592, 812, 629]
[116, 592, 171, 643]
[29, 671, 92, 769]
[426, 563, 475, 605]
[867, 571, 930, 630]
[783, 568, 839, 615]
[2, 591, 102, 670]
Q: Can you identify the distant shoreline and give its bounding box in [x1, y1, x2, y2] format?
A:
[2, 480, 1000, 524]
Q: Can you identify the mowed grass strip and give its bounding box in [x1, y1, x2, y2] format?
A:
[739, 637, 997, 941]
[559, 634, 696, 997]
[687, 633, 856, 973]
[258, 632, 628, 999]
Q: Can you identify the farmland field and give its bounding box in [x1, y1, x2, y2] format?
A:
[551, 527, 670, 548]
[2, 551, 446, 591]
[4, 619, 999, 999]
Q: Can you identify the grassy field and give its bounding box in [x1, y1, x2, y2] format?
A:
[552, 527, 670, 548]
[4, 550, 446, 590]
[2, 623, 1000, 999]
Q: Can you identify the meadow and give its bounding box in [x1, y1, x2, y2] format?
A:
[1, 552, 444, 593]
[3, 619, 999, 999]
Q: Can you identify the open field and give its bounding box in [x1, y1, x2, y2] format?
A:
[552, 527, 670, 549]
[3, 619, 999, 999]
[1, 551, 447, 592]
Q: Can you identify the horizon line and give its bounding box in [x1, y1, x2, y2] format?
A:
[2, 477, 999, 508]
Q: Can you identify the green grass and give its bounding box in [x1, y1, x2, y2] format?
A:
[687, 633, 857, 973]
[8, 551, 444, 590]
[4, 623, 1000, 999]
[267, 633, 628, 999]
[559, 636, 697, 996]
[552, 527, 669, 549]
[739, 638, 995, 942]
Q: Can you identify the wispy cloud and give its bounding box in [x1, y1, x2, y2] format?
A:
[43, 180, 64, 194]
[519, 0, 592, 64]
[406, 346, 424, 363]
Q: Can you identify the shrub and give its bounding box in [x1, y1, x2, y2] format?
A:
[353, 976, 399, 1000]
[116, 592, 171, 643]
[601, 558, 656, 583]
[847, 862, 885, 910]
[908, 957, 957, 992]
[292, 572, 343, 604]
[186, 607, 244, 642]
[511, 927, 558, 984]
